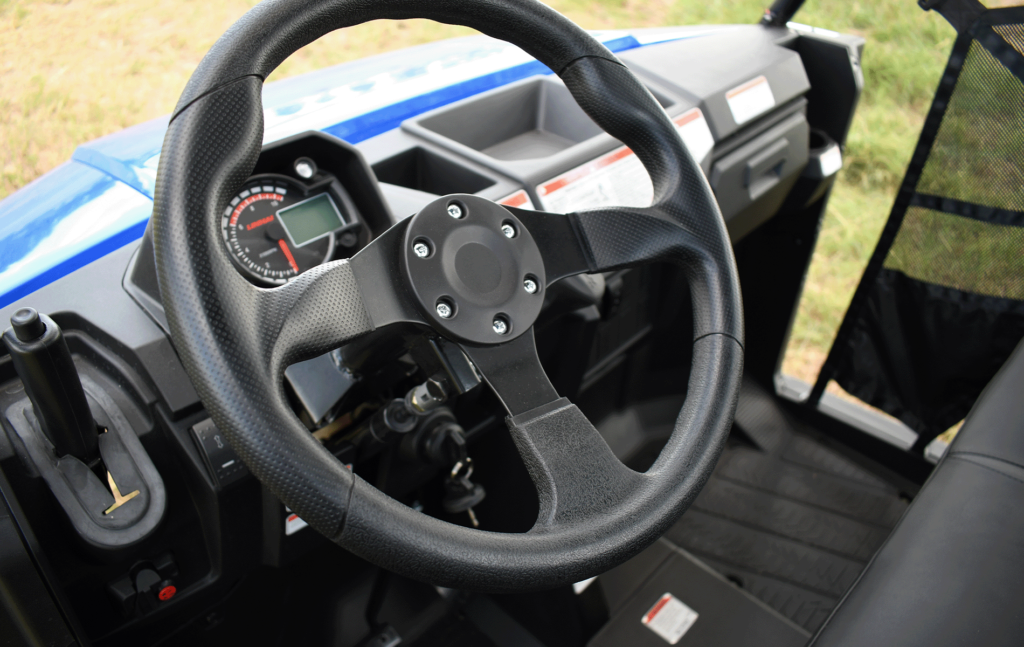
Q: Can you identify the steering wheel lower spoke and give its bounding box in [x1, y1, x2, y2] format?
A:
[459, 309, 641, 530]
[460, 329, 559, 417]
[509, 399, 641, 528]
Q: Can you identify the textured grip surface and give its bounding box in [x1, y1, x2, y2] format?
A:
[562, 57, 743, 342]
[174, 0, 618, 116]
[153, 77, 372, 535]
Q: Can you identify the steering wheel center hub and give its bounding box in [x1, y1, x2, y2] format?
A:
[403, 195, 545, 344]
[455, 242, 502, 293]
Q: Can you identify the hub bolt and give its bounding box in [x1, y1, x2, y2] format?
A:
[492, 317, 509, 335]
[436, 302, 453, 319]
[413, 242, 430, 258]
[501, 223, 516, 238]
[523, 278, 538, 294]
[447, 204, 463, 219]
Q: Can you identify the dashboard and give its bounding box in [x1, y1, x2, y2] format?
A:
[0, 22, 864, 647]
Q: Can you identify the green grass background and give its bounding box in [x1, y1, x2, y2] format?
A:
[0, 0, 960, 381]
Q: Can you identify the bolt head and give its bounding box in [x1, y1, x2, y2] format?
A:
[294, 161, 314, 179]
[436, 302, 453, 319]
[501, 224, 516, 238]
[447, 204, 463, 219]
[492, 317, 508, 335]
[413, 242, 430, 258]
[523, 278, 538, 294]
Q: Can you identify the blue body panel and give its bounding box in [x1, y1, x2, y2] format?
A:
[0, 163, 153, 307]
[0, 28, 709, 308]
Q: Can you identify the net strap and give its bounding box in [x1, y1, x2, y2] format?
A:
[911, 193, 1024, 228]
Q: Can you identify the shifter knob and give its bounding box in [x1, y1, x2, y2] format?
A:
[11, 308, 46, 341]
[2, 308, 98, 460]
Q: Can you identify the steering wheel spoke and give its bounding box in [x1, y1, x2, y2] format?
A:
[256, 259, 375, 371]
[347, 218, 429, 330]
[460, 329, 560, 417]
[462, 331, 641, 530]
[572, 205, 744, 341]
[503, 207, 591, 286]
[509, 398, 641, 529]
[506, 200, 742, 341]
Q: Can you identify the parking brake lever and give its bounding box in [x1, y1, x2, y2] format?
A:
[2, 307, 98, 461]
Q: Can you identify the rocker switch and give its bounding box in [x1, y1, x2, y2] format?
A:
[190, 418, 248, 488]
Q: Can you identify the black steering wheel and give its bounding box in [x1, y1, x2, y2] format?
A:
[152, 0, 743, 593]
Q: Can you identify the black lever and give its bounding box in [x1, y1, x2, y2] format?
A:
[2, 308, 98, 460]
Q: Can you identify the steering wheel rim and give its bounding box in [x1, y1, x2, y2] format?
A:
[152, 0, 744, 593]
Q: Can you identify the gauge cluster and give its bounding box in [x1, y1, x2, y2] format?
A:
[124, 131, 394, 330]
[222, 130, 401, 286]
[222, 172, 361, 285]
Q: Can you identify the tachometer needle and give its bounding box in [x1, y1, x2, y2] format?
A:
[278, 239, 300, 273]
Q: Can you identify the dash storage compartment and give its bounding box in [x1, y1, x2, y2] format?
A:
[407, 76, 671, 163]
[413, 76, 601, 161]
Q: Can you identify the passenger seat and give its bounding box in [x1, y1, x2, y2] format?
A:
[810, 338, 1024, 646]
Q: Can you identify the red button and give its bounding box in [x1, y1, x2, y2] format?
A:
[158, 585, 177, 601]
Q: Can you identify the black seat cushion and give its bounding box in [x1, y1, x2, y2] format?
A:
[944, 338, 1024, 468]
[811, 338, 1024, 647]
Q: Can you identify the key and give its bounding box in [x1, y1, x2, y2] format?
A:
[437, 426, 468, 468]
[442, 459, 486, 528]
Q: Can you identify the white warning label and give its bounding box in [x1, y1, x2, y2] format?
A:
[497, 189, 535, 210]
[726, 76, 775, 125]
[641, 593, 699, 644]
[675, 107, 715, 163]
[538, 146, 646, 212]
[536, 108, 713, 214]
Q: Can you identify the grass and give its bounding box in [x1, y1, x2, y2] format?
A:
[886, 207, 1024, 299]
[917, 40, 1024, 207]
[0, 0, 959, 384]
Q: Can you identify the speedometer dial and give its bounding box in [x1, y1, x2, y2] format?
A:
[222, 175, 345, 285]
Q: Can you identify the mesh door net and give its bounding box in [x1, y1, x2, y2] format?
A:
[811, 5, 1024, 448]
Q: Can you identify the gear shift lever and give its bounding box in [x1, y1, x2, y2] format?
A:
[2, 307, 98, 460]
[2, 306, 166, 551]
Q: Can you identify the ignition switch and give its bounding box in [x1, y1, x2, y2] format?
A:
[365, 372, 454, 443]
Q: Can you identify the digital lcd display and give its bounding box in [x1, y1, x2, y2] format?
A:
[277, 193, 345, 247]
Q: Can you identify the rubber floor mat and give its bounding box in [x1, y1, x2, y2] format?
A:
[665, 377, 910, 634]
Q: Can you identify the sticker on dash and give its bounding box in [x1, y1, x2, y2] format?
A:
[497, 189, 536, 210]
[531, 107, 714, 214]
[726, 75, 775, 125]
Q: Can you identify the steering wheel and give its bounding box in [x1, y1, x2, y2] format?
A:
[152, 0, 743, 593]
